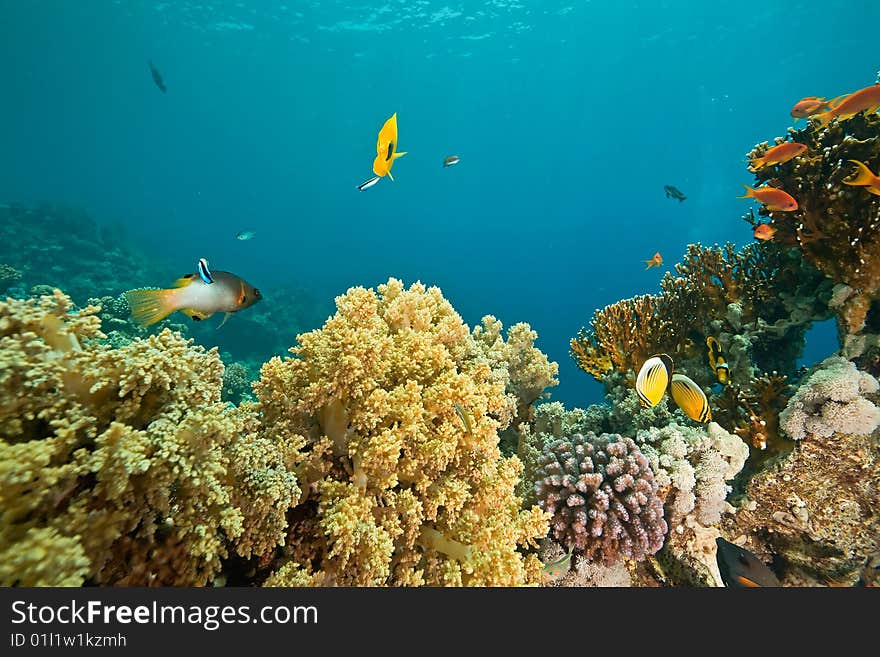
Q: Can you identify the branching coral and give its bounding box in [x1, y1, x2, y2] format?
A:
[252, 278, 549, 586]
[746, 111, 880, 334]
[534, 432, 667, 565]
[0, 292, 300, 586]
[570, 242, 829, 383]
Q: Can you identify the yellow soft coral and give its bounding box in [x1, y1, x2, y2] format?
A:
[254, 278, 549, 586]
[0, 293, 299, 586]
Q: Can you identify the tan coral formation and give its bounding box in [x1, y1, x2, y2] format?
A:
[253, 278, 551, 586]
[731, 356, 880, 583]
[0, 291, 300, 586]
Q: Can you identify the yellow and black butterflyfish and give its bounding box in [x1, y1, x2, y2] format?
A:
[635, 354, 674, 408]
[372, 112, 408, 181]
[706, 336, 730, 385]
[669, 373, 712, 422]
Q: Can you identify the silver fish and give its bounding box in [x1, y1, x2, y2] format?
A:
[357, 176, 381, 191]
[443, 155, 460, 167]
[236, 230, 255, 241]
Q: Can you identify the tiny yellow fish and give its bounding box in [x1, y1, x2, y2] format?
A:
[453, 402, 473, 434]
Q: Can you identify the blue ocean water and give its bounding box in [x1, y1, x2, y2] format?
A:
[1, 1, 876, 407]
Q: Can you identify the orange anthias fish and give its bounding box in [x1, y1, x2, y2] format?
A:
[813, 84, 880, 127]
[790, 95, 846, 119]
[753, 223, 777, 241]
[749, 142, 807, 170]
[739, 185, 798, 212]
[644, 252, 662, 269]
[124, 268, 262, 328]
[843, 160, 880, 196]
[372, 112, 408, 180]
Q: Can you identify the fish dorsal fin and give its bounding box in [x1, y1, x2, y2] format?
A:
[393, 151, 408, 159]
[173, 274, 197, 288]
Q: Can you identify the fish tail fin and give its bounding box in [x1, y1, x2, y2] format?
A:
[749, 157, 764, 171]
[644, 260, 653, 270]
[843, 160, 877, 186]
[827, 93, 849, 109]
[393, 151, 407, 159]
[811, 110, 833, 128]
[738, 185, 755, 199]
[124, 288, 178, 326]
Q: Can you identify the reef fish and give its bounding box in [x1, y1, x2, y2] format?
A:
[442, 155, 461, 167]
[372, 113, 407, 181]
[843, 160, 880, 196]
[706, 336, 729, 385]
[236, 230, 256, 241]
[790, 95, 844, 119]
[636, 354, 711, 423]
[453, 401, 473, 435]
[739, 185, 798, 212]
[715, 537, 780, 587]
[749, 142, 807, 170]
[148, 60, 166, 93]
[644, 252, 663, 269]
[197, 258, 214, 284]
[813, 84, 880, 127]
[125, 269, 262, 328]
[542, 549, 573, 583]
[753, 223, 776, 241]
[664, 185, 686, 202]
[357, 175, 381, 191]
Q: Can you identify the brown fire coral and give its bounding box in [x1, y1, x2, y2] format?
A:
[0, 291, 300, 586]
[570, 242, 829, 383]
[253, 278, 549, 586]
[745, 110, 880, 334]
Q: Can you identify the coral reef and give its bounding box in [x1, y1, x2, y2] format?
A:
[252, 278, 549, 586]
[571, 243, 830, 387]
[0, 263, 22, 292]
[779, 356, 880, 441]
[534, 432, 667, 565]
[0, 292, 300, 586]
[745, 111, 880, 335]
[729, 356, 880, 584]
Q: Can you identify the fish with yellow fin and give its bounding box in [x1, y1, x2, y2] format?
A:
[372, 112, 407, 181]
[124, 262, 262, 328]
[706, 336, 729, 384]
[635, 353, 712, 423]
[715, 537, 780, 587]
[842, 159, 880, 196]
[541, 548, 574, 583]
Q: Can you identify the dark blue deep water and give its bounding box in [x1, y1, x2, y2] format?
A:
[1, 1, 877, 406]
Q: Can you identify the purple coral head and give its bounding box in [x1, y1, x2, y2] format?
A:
[534, 432, 668, 565]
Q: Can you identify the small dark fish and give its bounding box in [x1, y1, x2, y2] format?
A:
[664, 185, 686, 202]
[197, 258, 214, 285]
[715, 537, 780, 587]
[149, 60, 166, 93]
[357, 176, 381, 191]
[235, 230, 256, 241]
[443, 155, 461, 167]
